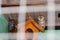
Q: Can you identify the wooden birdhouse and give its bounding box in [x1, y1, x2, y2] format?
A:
[24, 16, 44, 40]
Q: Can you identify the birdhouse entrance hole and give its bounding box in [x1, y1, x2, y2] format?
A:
[26, 28, 33, 40]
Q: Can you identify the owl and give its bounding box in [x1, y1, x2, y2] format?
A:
[38, 16, 45, 28]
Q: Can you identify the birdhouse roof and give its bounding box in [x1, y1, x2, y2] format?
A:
[26, 16, 44, 32]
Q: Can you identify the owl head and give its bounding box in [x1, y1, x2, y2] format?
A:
[38, 15, 44, 21]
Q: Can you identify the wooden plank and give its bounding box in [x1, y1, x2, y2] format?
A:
[2, 0, 60, 7]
